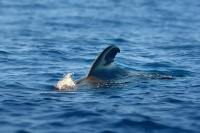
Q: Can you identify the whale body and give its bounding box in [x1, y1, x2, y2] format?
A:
[55, 45, 173, 90]
[75, 45, 128, 84]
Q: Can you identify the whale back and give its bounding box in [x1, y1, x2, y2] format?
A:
[75, 45, 127, 84]
[88, 46, 127, 79]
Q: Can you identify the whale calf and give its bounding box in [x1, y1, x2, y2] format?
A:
[75, 45, 128, 84]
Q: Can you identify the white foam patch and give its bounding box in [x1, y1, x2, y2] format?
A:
[55, 73, 77, 91]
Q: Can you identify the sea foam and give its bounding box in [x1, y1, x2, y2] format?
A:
[55, 73, 77, 91]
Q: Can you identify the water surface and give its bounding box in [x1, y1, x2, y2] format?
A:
[0, 0, 200, 133]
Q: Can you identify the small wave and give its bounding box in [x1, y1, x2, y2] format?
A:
[60, 110, 101, 118]
[15, 130, 31, 133]
[113, 118, 193, 133]
[5, 82, 29, 90]
[0, 50, 10, 55]
[48, 121, 66, 127]
[164, 97, 185, 104]
[108, 38, 128, 43]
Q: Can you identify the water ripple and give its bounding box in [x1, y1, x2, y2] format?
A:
[0, 0, 200, 133]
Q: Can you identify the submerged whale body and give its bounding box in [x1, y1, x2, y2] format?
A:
[75, 45, 128, 84]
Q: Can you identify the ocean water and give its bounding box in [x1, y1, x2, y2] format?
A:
[0, 0, 200, 133]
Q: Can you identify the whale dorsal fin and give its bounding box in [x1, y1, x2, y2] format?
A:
[86, 45, 127, 80]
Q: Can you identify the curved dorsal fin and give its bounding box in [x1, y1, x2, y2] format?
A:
[86, 45, 127, 80]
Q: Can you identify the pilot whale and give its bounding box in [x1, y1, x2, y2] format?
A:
[55, 45, 173, 90]
[75, 45, 128, 84]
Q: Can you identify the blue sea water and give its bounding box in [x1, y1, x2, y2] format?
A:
[0, 0, 200, 133]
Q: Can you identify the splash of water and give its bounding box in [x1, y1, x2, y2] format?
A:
[55, 73, 77, 91]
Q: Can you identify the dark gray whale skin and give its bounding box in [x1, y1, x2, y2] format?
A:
[75, 45, 128, 84]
